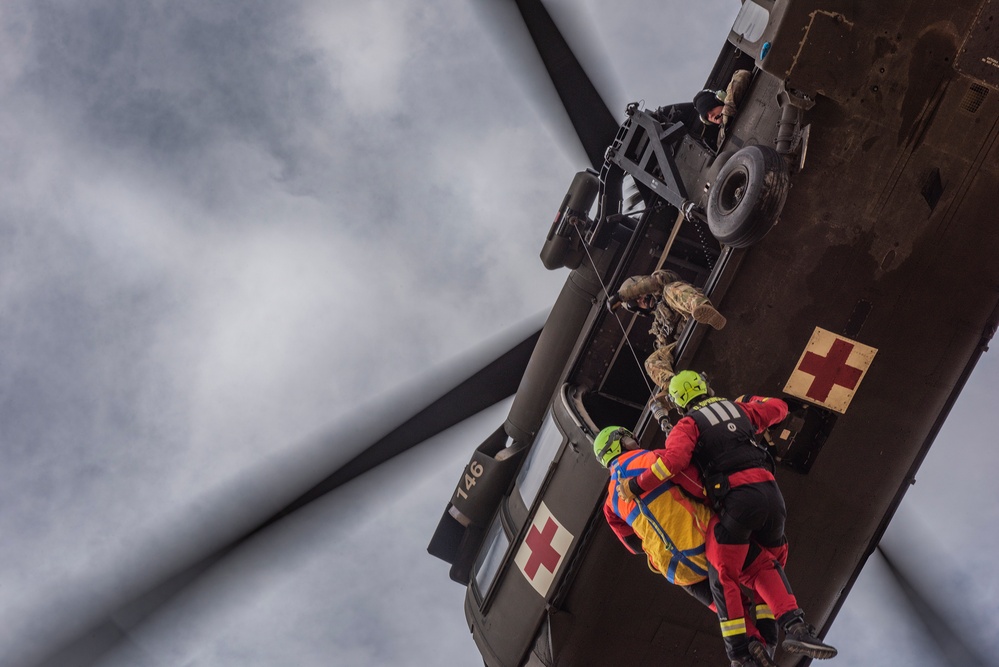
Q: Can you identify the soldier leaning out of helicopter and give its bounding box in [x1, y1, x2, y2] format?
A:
[617, 372, 838, 665]
[606, 269, 726, 394]
[650, 69, 751, 151]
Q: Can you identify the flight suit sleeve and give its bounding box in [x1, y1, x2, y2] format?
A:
[603, 500, 642, 554]
[634, 417, 700, 493]
[722, 69, 751, 120]
[616, 270, 678, 302]
[737, 398, 789, 432]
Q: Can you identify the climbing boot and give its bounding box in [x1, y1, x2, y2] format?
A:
[692, 303, 726, 330]
[782, 621, 838, 659]
[748, 640, 777, 667]
[730, 657, 759, 667]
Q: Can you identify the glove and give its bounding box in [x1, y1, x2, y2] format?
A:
[716, 123, 727, 150]
[618, 477, 642, 502]
[606, 293, 623, 312]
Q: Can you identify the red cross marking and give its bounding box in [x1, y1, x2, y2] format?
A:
[798, 338, 864, 402]
[523, 518, 561, 580]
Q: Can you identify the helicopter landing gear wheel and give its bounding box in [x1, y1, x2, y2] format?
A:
[706, 144, 790, 248]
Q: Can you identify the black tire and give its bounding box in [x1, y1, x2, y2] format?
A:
[706, 144, 790, 248]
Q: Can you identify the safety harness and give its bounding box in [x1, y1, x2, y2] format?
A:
[688, 397, 774, 508]
[614, 464, 707, 580]
[633, 495, 708, 580]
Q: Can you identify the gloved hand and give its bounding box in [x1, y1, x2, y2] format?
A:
[606, 293, 623, 312]
[617, 477, 642, 502]
[716, 123, 727, 150]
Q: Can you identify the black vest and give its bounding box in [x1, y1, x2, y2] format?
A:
[688, 397, 771, 475]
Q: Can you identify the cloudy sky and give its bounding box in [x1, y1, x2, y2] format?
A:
[1, 1, 997, 666]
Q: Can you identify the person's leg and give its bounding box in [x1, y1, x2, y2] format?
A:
[644, 342, 676, 390]
[738, 545, 781, 659]
[744, 546, 798, 620]
[779, 609, 839, 659]
[663, 282, 726, 329]
[707, 516, 755, 661]
[752, 482, 838, 660]
[751, 603, 779, 663]
[742, 484, 799, 620]
[690, 546, 771, 665]
[681, 578, 714, 608]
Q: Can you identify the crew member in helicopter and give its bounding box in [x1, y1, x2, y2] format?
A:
[606, 269, 726, 395]
[652, 69, 752, 150]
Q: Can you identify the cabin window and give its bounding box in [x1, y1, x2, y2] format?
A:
[514, 412, 565, 509]
[732, 1, 769, 42]
[473, 512, 510, 597]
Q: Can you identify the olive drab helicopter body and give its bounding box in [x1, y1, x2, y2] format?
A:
[429, 0, 999, 665]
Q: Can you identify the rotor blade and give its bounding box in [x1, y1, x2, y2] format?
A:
[515, 0, 619, 169]
[262, 326, 541, 526]
[477, 0, 619, 170]
[27, 322, 544, 667]
[877, 545, 989, 667]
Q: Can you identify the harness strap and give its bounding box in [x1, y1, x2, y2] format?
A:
[727, 468, 775, 487]
[634, 496, 708, 578]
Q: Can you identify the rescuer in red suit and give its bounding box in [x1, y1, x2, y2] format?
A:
[594, 425, 781, 666]
[617, 371, 838, 665]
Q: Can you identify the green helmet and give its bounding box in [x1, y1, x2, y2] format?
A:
[669, 370, 709, 409]
[593, 426, 631, 467]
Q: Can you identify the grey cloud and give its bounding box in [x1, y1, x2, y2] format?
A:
[93, 402, 505, 667]
[23, 1, 322, 153]
[0, 1, 986, 665]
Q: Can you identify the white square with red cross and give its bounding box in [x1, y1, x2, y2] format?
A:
[514, 501, 574, 598]
[783, 327, 877, 414]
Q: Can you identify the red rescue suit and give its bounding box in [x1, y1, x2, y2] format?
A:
[604, 450, 784, 651]
[631, 396, 799, 661]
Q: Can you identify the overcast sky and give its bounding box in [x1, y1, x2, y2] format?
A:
[1, 1, 996, 666]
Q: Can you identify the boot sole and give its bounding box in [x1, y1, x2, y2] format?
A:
[748, 640, 778, 667]
[782, 639, 838, 659]
[692, 305, 727, 330]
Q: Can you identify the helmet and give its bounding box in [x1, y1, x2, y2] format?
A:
[593, 426, 631, 467]
[668, 370, 709, 409]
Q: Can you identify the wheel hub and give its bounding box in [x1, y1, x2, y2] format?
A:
[719, 168, 749, 215]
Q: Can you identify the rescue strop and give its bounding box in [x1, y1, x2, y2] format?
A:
[634, 495, 707, 578]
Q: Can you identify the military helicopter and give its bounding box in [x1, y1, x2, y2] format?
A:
[20, 0, 997, 665]
[424, 0, 999, 665]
